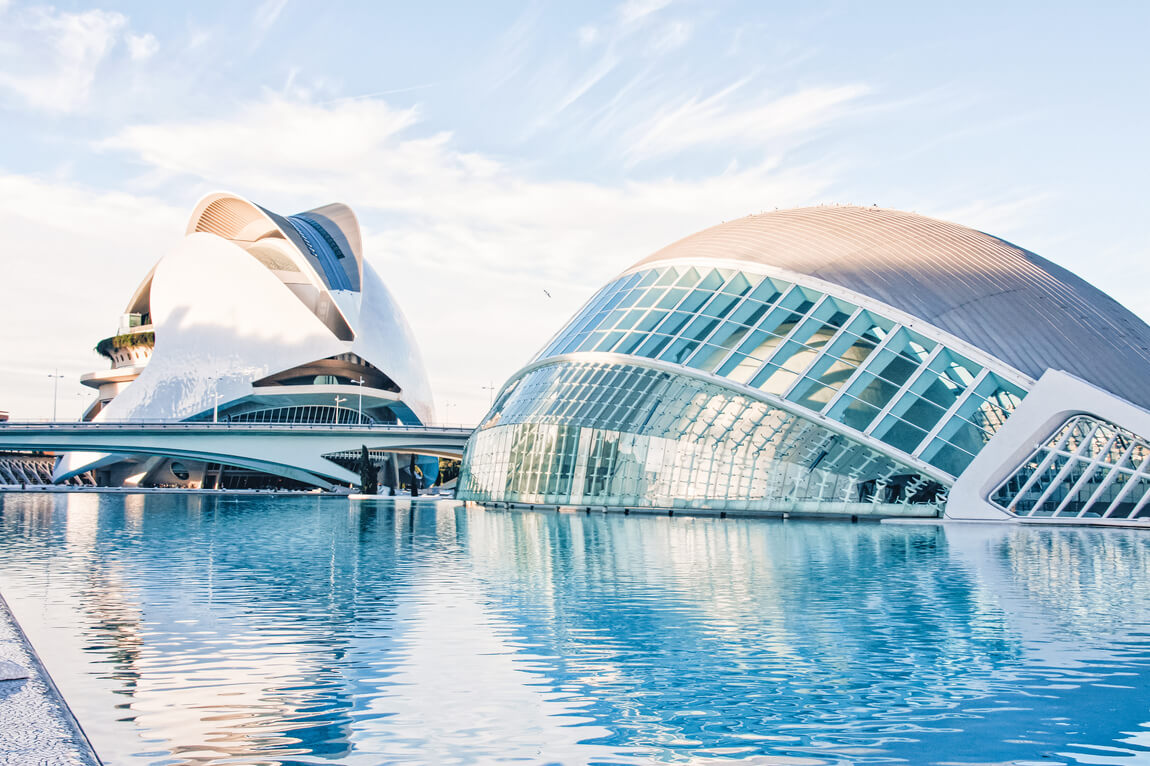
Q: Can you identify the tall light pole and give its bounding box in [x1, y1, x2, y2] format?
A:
[354, 376, 365, 424]
[482, 381, 495, 407]
[334, 395, 347, 425]
[210, 376, 223, 423]
[48, 370, 64, 421]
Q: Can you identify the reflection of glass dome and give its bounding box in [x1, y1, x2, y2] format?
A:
[458, 206, 1150, 519]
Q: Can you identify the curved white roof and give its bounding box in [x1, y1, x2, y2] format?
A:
[635, 205, 1150, 410]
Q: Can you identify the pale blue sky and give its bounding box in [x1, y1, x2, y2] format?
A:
[1, 0, 1147, 422]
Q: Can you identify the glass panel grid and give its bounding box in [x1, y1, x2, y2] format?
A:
[533, 266, 1029, 468]
[991, 415, 1150, 519]
[458, 359, 947, 511]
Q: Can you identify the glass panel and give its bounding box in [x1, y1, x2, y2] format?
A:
[788, 379, 837, 412]
[636, 334, 674, 358]
[1111, 476, 1150, 519]
[934, 416, 994, 455]
[660, 336, 704, 366]
[829, 395, 881, 431]
[696, 269, 724, 291]
[700, 291, 742, 319]
[872, 414, 929, 454]
[746, 276, 790, 304]
[751, 364, 799, 396]
[678, 289, 713, 315]
[656, 287, 688, 310]
[635, 309, 668, 333]
[613, 308, 647, 332]
[672, 267, 701, 288]
[888, 327, 936, 364]
[634, 269, 661, 289]
[634, 286, 669, 309]
[686, 343, 733, 373]
[655, 310, 693, 337]
[887, 393, 947, 432]
[593, 330, 626, 352]
[1056, 463, 1112, 517]
[719, 272, 754, 297]
[768, 339, 822, 376]
[683, 314, 722, 343]
[799, 354, 859, 393]
[722, 354, 763, 385]
[728, 299, 772, 328]
[863, 348, 919, 388]
[839, 371, 901, 411]
[732, 328, 787, 363]
[615, 332, 646, 356]
[920, 438, 976, 476]
[845, 310, 895, 344]
[577, 332, 606, 352]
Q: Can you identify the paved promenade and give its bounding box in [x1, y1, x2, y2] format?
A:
[0, 592, 99, 765]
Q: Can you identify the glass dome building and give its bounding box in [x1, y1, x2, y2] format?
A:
[457, 206, 1150, 522]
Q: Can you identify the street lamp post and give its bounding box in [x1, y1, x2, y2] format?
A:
[354, 376, 365, 424]
[334, 395, 347, 425]
[48, 370, 64, 421]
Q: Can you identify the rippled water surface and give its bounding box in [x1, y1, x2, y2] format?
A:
[3, 493, 1150, 765]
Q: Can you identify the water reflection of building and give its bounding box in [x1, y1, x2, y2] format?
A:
[459, 206, 1150, 523]
[5, 498, 1150, 762]
[454, 508, 1150, 762]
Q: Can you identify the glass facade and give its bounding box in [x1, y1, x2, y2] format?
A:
[459, 360, 945, 512]
[216, 405, 382, 425]
[991, 415, 1150, 519]
[534, 265, 1027, 477]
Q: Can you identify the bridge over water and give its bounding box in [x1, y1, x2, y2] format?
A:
[0, 421, 473, 488]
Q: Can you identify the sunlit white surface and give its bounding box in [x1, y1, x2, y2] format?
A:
[55, 192, 436, 484]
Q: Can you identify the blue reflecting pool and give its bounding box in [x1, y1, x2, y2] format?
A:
[3, 493, 1150, 765]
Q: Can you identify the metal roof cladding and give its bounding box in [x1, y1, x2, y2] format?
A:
[635, 205, 1150, 411]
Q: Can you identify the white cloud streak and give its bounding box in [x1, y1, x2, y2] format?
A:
[0, 174, 183, 418]
[253, 0, 289, 31]
[618, 0, 672, 26]
[95, 94, 842, 421]
[0, 6, 127, 112]
[625, 82, 871, 162]
[127, 32, 159, 61]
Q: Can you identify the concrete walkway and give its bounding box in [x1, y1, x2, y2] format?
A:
[0, 592, 99, 765]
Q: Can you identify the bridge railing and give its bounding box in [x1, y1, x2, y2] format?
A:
[0, 420, 476, 434]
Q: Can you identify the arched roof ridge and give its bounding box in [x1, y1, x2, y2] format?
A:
[633, 205, 1150, 410]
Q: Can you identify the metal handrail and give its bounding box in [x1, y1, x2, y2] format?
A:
[0, 420, 476, 433]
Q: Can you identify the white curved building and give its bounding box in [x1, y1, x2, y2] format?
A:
[59, 193, 436, 488]
[457, 206, 1150, 524]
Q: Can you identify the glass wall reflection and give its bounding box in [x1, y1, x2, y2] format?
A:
[2, 494, 1150, 764]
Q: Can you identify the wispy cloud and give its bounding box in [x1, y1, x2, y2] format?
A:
[127, 32, 159, 61]
[0, 173, 183, 418]
[0, 5, 128, 112]
[96, 93, 842, 420]
[624, 81, 871, 163]
[618, 0, 672, 26]
[648, 19, 691, 53]
[253, 0, 289, 32]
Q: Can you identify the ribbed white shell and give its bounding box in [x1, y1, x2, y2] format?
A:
[637, 206, 1150, 410]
